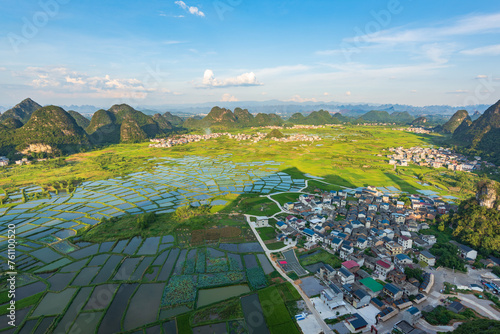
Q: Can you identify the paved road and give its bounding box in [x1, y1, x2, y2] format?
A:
[457, 293, 500, 320]
[416, 319, 459, 333]
[245, 214, 333, 334]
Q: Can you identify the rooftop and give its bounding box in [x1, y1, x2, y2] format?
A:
[384, 283, 402, 295]
[420, 250, 435, 259]
[377, 259, 392, 269]
[360, 277, 384, 292]
[346, 313, 368, 330]
[342, 260, 360, 269]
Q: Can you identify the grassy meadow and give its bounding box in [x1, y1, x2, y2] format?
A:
[0, 126, 479, 201]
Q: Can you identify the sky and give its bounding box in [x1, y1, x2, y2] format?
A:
[1, 0, 500, 108]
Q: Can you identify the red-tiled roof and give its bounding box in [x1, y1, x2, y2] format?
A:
[342, 260, 360, 269]
[377, 260, 392, 269]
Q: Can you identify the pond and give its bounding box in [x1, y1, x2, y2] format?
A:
[84, 284, 119, 311]
[123, 283, 165, 331]
[197, 284, 251, 308]
[72, 267, 101, 286]
[113, 257, 142, 281]
[257, 254, 274, 274]
[47, 272, 77, 291]
[31, 288, 77, 317]
[136, 237, 161, 255]
[243, 255, 258, 269]
[123, 237, 142, 255]
[157, 248, 180, 281]
[97, 284, 138, 334]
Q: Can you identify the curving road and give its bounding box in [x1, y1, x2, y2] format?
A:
[245, 214, 333, 334]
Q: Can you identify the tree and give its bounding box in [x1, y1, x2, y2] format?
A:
[136, 212, 155, 230]
[404, 267, 424, 283]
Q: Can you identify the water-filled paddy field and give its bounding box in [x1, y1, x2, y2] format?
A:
[0, 156, 302, 332]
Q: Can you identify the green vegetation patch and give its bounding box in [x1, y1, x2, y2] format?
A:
[452, 319, 500, 333]
[192, 298, 243, 326]
[198, 272, 245, 288]
[162, 275, 197, 307]
[258, 227, 277, 241]
[258, 286, 300, 334]
[246, 267, 268, 290]
[299, 249, 342, 268]
[76, 205, 215, 243]
[423, 305, 476, 325]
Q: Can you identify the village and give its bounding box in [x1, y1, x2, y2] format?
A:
[248, 185, 500, 334]
[149, 132, 321, 148]
[387, 146, 496, 171]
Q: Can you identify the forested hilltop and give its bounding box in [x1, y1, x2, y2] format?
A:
[0, 99, 178, 159]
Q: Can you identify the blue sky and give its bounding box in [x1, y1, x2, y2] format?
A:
[1, 0, 500, 108]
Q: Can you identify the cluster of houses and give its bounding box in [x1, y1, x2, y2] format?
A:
[0, 156, 9, 167]
[401, 127, 433, 134]
[387, 146, 495, 171]
[251, 125, 334, 130]
[149, 132, 322, 148]
[149, 133, 230, 148]
[0, 156, 33, 167]
[269, 186, 498, 331]
[269, 187, 475, 331]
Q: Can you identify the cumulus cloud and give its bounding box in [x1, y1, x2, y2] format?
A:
[345, 91, 352, 96]
[200, 69, 262, 88]
[286, 95, 318, 103]
[175, 1, 205, 17]
[20, 66, 179, 99]
[220, 93, 238, 102]
[475, 75, 488, 79]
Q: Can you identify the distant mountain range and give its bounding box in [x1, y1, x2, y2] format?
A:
[6, 100, 490, 118]
[134, 101, 491, 118]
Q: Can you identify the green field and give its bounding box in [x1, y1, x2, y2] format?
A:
[258, 286, 301, 334]
[258, 227, 278, 241]
[299, 249, 342, 268]
[270, 192, 304, 205]
[0, 126, 479, 202]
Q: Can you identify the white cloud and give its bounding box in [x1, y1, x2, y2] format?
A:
[345, 12, 500, 45]
[20, 66, 179, 100]
[200, 69, 262, 88]
[323, 92, 329, 96]
[345, 91, 351, 96]
[475, 75, 488, 79]
[286, 95, 318, 103]
[410, 90, 417, 93]
[175, 1, 205, 17]
[461, 44, 500, 56]
[220, 93, 238, 102]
